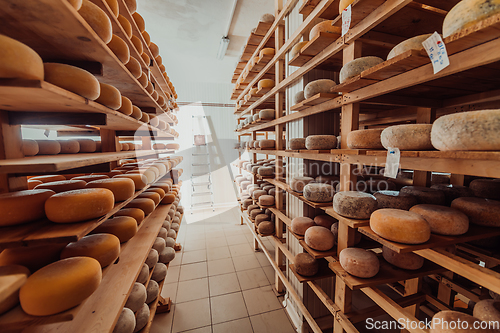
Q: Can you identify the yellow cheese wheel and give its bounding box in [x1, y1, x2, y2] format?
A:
[259, 48, 275, 58]
[147, 188, 166, 199]
[22, 139, 39, 156]
[258, 79, 274, 90]
[0, 189, 55, 227]
[166, 143, 180, 150]
[125, 198, 155, 215]
[142, 31, 151, 46]
[30, 174, 66, 183]
[151, 90, 158, 101]
[44, 63, 100, 100]
[443, 0, 500, 38]
[28, 179, 43, 189]
[137, 72, 148, 87]
[370, 209, 431, 244]
[149, 114, 160, 127]
[124, 0, 137, 13]
[35, 180, 86, 193]
[0, 265, 31, 315]
[132, 12, 146, 32]
[347, 128, 384, 149]
[309, 21, 342, 40]
[67, 0, 83, 10]
[104, 0, 119, 17]
[409, 204, 469, 235]
[141, 52, 150, 65]
[381, 124, 433, 151]
[151, 183, 171, 193]
[114, 207, 144, 224]
[117, 14, 133, 38]
[128, 168, 157, 183]
[150, 42, 160, 58]
[19, 257, 102, 316]
[118, 96, 133, 115]
[451, 197, 500, 227]
[36, 140, 61, 155]
[92, 216, 137, 242]
[85, 177, 135, 202]
[387, 34, 433, 60]
[161, 193, 175, 204]
[339, 0, 355, 11]
[57, 140, 80, 154]
[125, 56, 142, 79]
[131, 36, 144, 55]
[139, 111, 150, 123]
[107, 34, 130, 64]
[340, 56, 384, 83]
[95, 82, 122, 110]
[145, 80, 154, 94]
[45, 188, 115, 223]
[114, 173, 148, 190]
[131, 105, 142, 119]
[138, 191, 161, 205]
[61, 233, 120, 267]
[78, 0, 113, 44]
[290, 41, 308, 59]
[0, 35, 44, 81]
[92, 170, 123, 178]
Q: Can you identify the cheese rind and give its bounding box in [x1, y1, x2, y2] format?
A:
[107, 34, 130, 64]
[92, 216, 138, 242]
[473, 299, 500, 325]
[347, 129, 384, 149]
[0, 35, 44, 81]
[304, 79, 336, 99]
[291, 217, 315, 235]
[451, 197, 500, 227]
[443, 0, 500, 38]
[126, 198, 156, 215]
[0, 189, 55, 227]
[340, 57, 384, 83]
[132, 12, 146, 32]
[78, 0, 113, 44]
[44, 63, 100, 100]
[96, 82, 122, 110]
[294, 253, 319, 276]
[382, 246, 424, 270]
[289, 138, 307, 150]
[125, 282, 146, 312]
[374, 190, 417, 210]
[35, 180, 86, 193]
[340, 248, 379, 278]
[113, 308, 135, 333]
[400, 186, 446, 205]
[290, 41, 308, 59]
[303, 183, 335, 203]
[305, 135, 337, 150]
[124, 0, 137, 13]
[114, 174, 148, 190]
[370, 209, 431, 244]
[61, 233, 120, 267]
[470, 178, 500, 200]
[333, 191, 377, 219]
[305, 226, 335, 251]
[117, 15, 133, 38]
[125, 57, 142, 78]
[410, 204, 469, 235]
[22, 139, 39, 156]
[381, 124, 433, 150]
[58, 140, 80, 154]
[309, 21, 342, 40]
[290, 176, 314, 192]
[387, 34, 433, 60]
[36, 140, 61, 155]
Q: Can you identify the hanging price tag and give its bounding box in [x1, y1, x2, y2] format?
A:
[422, 32, 450, 74]
[342, 5, 352, 37]
[384, 148, 400, 179]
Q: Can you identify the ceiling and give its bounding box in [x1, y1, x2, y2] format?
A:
[137, 0, 275, 85]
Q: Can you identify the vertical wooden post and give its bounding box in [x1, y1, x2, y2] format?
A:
[0, 111, 27, 193]
[413, 108, 436, 187]
[401, 278, 422, 333]
[100, 129, 120, 169]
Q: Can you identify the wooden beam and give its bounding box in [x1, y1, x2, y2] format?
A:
[9, 112, 106, 126]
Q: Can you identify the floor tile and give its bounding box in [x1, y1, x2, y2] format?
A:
[249, 309, 295, 333]
[176, 277, 209, 303]
[182, 250, 207, 265]
[229, 244, 255, 257]
[172, 298, 211, 333]
[210, 292, 248, 325]
[262, 265, 276, 284]
[206, 237, 228, 248]
[185, 232, 206, 241]
[212, 317, 253, 333]
[170, 251, 183, 267]
[161, 282, 178, 303]
[242, 286, 282, 316]
[207, 258, 235, 276]
[165, 265, 180, 284]
[226, 234, 248, 246]
[183, 239, 207, 252]
[207, 246, 231, 261]
[236, 267, 271, 290]
[209, 272, 241, 297]
[182, 326, 212, 333]
[254, 251, 271, 267]
[150, 303, 175, 333]
[232, 254, 261, 272]
[179, 262, 208, 281]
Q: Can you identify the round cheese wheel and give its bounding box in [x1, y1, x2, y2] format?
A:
[430, 310, 494, 333]
[125, 282, 147, 312]
[132, 12, 145, 32]
[117, 96, 133, 116]
[339, 0, 355, 11]
[138, 191, 161, 205]
[74, 139, 96, 153]
[340, 57, 384, 83]
[309, 21, 342, 40]
[141, 53, 151, 66]
[96, 82, 122, 110]
[289, 138, 307, 150]
[113, 308, 135, 333]
[36, 140, 61, 155]
[86, 178, 135, 202]
[290, 41, 308, 59]
[19, 257, 102, 316]
[250, 209, 264, 219]
[0, 35, 43, 81]
[305, 226, 335, 251]
[314, 215, 336, 229]
[78, 0, 113, 44]
[259, 140, 276, 149]
[370, 209, 431, 244]
[35, 179, 86, 193]
[134, 304, 149, 332]
[430, 184, 475, 206]
[165, 237, 175, 248]
[432, 110, 500, 151]
[387, 34, 433, 60]
[242, 198, 253, 209]
[93, 216, 138, 243]
[333, 191, 377, 219]
[255, 214, 270, 226]
[258, 221, 275, 235]
[259, 48, 275, 58]
[28, 179, 43, 189]
[139, 112, 150, 123]
[149, 114, 160, 127]
[152, 183, 171, 194]
[259, 109, 275, 120]
[400, 186, 446, 205]
[451, 197, 500, 227]
[340, 248, 379, 278]
[159, 247, 175, 264]
[57, 140, 80, 154]
[45, 188, 114, 223]
[142, 31, 151, 46]
[152, 237, 166, 253]
[137, 72, 148, 87]
[117, 15, 132, 39]
[114, 174, 148, 190]
[150, 42, 160, 58]
[294, 253, 318, 277]
[443, 0, 500, 38]
[136, 263, 149, 284]
[410, 204, 469, 235]
[258, 166, 273, 176]
[304, 183, 335, 203]
[0, 265, 30, 315]
[72, 174, 108, 182]
[130, 105, 142, 119]
[473, 299, 500, 325]
[374, 190, 417, 210]
[146, 187, 165, 199]
[152, 263, 167, 282]
[304, 79, 336, 99]
[291, 217, 315, 235]
[161, 193, 176, 204]
[127, 168, 156, 183]
[124, 0, 137, 13]
[107, 34, 130, 64]
[131, 36, 143, 55]
[0, 243, 65, 273]
[22, 139, 39, 156]
[125, 57, 142, 79]
[146, 279, 159, 304]
[166, 143, 180, 150]
[290, 176, 314, 192]
[382, 246, 424, 270]
[61, 233, 120, 267]
[347, 129, 384, 149]
[30, 174, 66, 183]
[145, 248, 159, 269]
[305, 135, 337, 150]
[260, 13, 275, 23]
[258, 79, 274, 89]
[259, 195, 275, 206]
[158, 227, 168, 240]
[67, 0, 83, 10]
[470, 179, 500, 200]
[126, 198, 155, 215]
[381, 124, 433, 150]
[0, 189, 55, 227]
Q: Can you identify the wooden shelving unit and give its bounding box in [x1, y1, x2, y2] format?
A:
[232, 0, 500, 332]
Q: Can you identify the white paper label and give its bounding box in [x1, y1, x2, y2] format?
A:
[422, 32, 450, 74]
[384, 148, 400, 179]
[342, 5, 352, 37]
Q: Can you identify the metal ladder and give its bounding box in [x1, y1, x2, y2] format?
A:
[190, 116, 214, 212]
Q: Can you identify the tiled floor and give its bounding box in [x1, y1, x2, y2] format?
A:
[151, 206, 296, 333]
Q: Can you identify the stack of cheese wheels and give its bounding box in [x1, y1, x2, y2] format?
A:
[19, 257, 102, 316]
[347, 128, 384, 149]
[409, 204, 469, 235]
[382, 246, 424, 270]
[78, 0, 113, 43]
[370, 209, 431, 244]
[294, 253, 319, 276]
[381, 124, 433, 150]
[309, 21, 341, 40]
[305, 226, 335, 251]
[451, 197, 500, 227]
[400, 186, 446, 205]
[44, 62, 101, 100]
[469, 178, 500, 200]
[340, 57, 384, 83]
[333, 191, 377, 219]
[430, 311, 495, 333]
[373, 190, 417, 210]
[0, 34, 44, 81]
[61, 234, 120, 267]
[290, 176, 314, 192]
[443, 0, 500, 38]
[387, 34, 433, 60]
[291, 217, 315, 235]
[340, 248, 379, 278]
[304, 79, 336, 99]
[0, 189, 55, 227]
[303, 183, 335, 203]
[431, 110, 500, 151]
[305, 135, 337, 150]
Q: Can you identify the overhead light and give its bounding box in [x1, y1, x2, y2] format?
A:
[217, 36, 230, 60]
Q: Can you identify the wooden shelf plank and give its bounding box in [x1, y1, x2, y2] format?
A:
[290, 93, 339, 111]
[320, 208, 370, 229]
[289, 260, 336, 283]
[361, 49, 430, 81]
[332, 0, 386, 29]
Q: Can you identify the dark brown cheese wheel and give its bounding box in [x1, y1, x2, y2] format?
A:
[304, 226, 335, 251]
[289, 138, 306, 150]
[469, 179, 500, 200]
[430, 311, 495, 333]
[374, 190, 417, 210]
[382, 246, 424, 270]
[258, 221, 275, 235]
[291, 217, 315, 235]
[78, 0, 113, 44]
[313, 215, 336, 229]
[255, 214, 270, 226]
[333, 191, 377, 219]
[451, 197, 500, 227]
[294, 253, 319, 277]
[339, 248, 379, 278]
[250, 209, 264, 219]
[400, 186, 446, 205]
[410, 204, 469, 236]
[430, 184, 475, 206]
